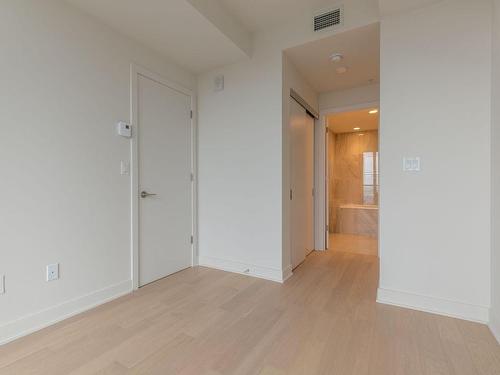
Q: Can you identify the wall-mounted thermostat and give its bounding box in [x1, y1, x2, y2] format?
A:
[117, 121, 132, 138]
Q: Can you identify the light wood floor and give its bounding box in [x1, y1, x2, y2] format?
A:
[329, 233, 378, 256]
[1, 251, 499, 374]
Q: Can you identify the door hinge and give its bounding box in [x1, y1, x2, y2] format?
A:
[190, 110, 193, 119]
[312, 188, 315, 197]
[290, 189, 293, 200]
[190, 235, 194, 244]
[190, 172, 194, 182]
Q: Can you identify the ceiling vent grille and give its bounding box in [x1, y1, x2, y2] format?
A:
[314, 7, 343, 32]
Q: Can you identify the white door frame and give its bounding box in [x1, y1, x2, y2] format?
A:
[314, 101, 379, 251]
[130, 64, 197, 290]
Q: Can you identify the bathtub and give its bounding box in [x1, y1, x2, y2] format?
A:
[336, 204, 378, 237]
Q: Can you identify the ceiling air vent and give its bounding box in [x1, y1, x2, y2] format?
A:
[313, 6, 343, 32]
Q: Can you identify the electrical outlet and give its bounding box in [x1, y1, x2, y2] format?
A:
[0, 275, 5, 294]
[46, 264, 59, 282]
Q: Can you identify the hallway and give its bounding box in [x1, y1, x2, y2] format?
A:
[329, 233, 378, 256]
[1, 250, 499, 374]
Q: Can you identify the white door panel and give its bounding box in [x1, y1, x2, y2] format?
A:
[290, 99, 315, 269]
[138, 74, 192, 287]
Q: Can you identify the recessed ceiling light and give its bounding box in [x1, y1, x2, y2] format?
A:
[353, 127, 361, 131]
[369, 109, 378, 114]
[330, 53, 344, 62]
[336, 66, 348, 74]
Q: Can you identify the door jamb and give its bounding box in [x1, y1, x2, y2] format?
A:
[130, 64, 198, 290]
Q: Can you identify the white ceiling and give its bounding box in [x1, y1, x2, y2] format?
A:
[378, 0, 444, 17]
[327, 107, 379, 133]
[219, 0, 340, 33]
[63, 0, 442, 75]
[212, 0, 442, 34]
[285, 22, 380, 93]
[66, 0, 250, 73]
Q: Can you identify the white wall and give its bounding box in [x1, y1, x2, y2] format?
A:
[319, 83, 380, 110]
[377, 0, 492, 322]
[197, 1, 379, 282]
[0, 0, 194, 344]
[197, 37, 284, 281]
[490, 0, 500, 342]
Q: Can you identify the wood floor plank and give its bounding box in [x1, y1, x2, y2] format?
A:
[1, 246, 499, 375]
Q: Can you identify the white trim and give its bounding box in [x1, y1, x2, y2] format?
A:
[199, 256, 288, 283]
[377, 287, 490, 324]
[314, 116, 327, 251]
[282, 264, 293, 282]
[315, 101, 380, 251]
[191, 93, 199, 267]
[489, 312, 500, 344]
[320, 101, 380, 116]
[0, 280, 132, 346]
[130, 64, 197, 290]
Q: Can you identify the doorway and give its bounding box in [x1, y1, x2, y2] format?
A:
[283, 23, 380, 267]
[326, 107, 379, 256]
[131, 65, 195, 288]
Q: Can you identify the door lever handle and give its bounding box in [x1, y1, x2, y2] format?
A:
[140, 191, 157, 198]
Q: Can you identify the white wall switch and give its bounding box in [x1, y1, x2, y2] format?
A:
[46, 264, 59, 282]
[403, 157, 421, 172]
[0, 275, 5, 294]
[120, 160, 130, 175]
[117, 121, 132, 138]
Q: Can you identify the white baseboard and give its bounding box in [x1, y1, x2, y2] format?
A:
[377, 287, 489, 324]
[0, 280, 132, 346]
[192, 255, 199, 267]
[199, 256, 288, 283]
[489, 312, 500, 345]
[282, 264, 293, 282]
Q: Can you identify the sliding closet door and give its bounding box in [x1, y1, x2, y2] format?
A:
[290, 98, 315, 269]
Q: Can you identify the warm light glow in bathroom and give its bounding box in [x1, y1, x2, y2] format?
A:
[369, 109, 378, 114]
[353, 127, 361, 131]
[336, 66, 348, 74]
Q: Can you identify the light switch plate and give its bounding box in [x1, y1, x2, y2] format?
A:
[46, 264, 59, 282]
[120, 160, 130, 175]
[403, 157, 421, 172]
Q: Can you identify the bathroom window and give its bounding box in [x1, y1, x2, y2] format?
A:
[363, 151, 379, 205]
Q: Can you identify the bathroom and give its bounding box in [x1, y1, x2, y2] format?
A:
[327, 107, 379, 256]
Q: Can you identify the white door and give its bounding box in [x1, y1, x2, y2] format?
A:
[138, 73, 192, 287]
[290, 98, 315, 269]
